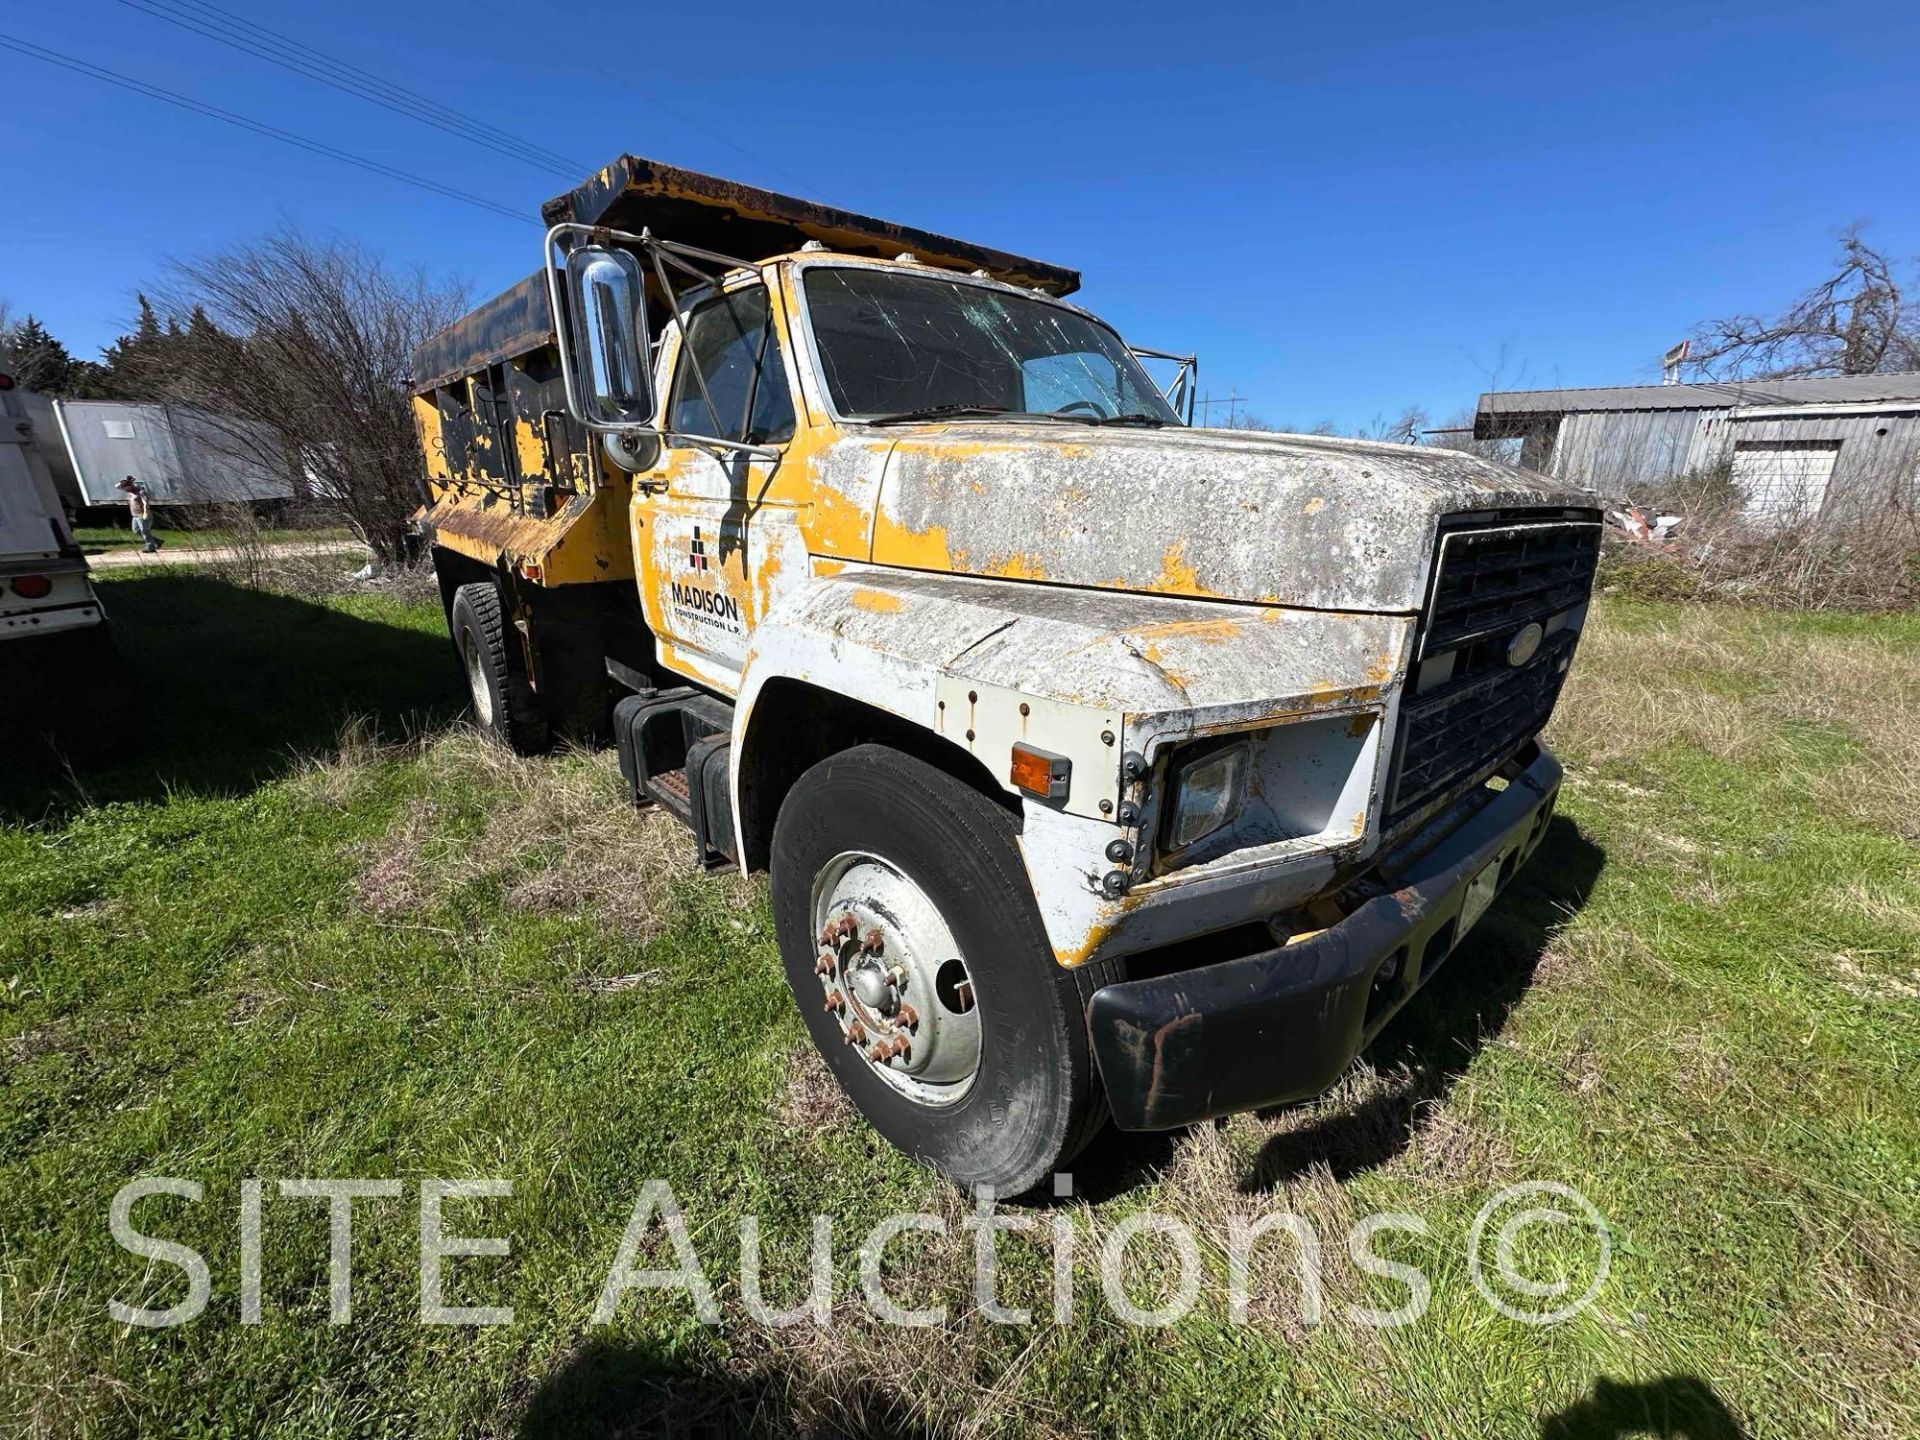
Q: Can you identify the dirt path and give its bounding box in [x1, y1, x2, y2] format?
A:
[86, 539, 371, 569]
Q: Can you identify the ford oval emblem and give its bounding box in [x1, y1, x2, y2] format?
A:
[1506, 622, 1544, 668]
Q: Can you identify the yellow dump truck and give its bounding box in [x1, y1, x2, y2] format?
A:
[410, 156, 1602, 1194]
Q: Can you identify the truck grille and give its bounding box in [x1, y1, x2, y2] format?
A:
[1386, 515, 1602, 828]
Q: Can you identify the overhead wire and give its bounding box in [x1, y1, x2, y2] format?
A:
[114, 0, 589, 179]
[0, 33, 532, 224]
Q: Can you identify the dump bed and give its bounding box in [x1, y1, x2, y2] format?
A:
[411, 154, 1079, 395]
[542, 155, 1078, 296]
[408, 154, 1079, 587]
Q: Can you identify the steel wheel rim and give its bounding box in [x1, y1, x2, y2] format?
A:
[463, 638, 495, 727]
[809, 849, 981, 1107]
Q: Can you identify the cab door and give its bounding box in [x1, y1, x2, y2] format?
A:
[632, 279, 807, 694]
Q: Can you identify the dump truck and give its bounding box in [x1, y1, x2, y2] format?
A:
[408, 156, 1601, 1194]
[1, 373, 135, 762]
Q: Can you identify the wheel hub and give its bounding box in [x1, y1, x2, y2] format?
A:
[847, 958, 897, 1015]
[811, 851, 981, 1107]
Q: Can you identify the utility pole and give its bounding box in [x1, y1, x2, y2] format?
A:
[1193, 390, 1245, 428]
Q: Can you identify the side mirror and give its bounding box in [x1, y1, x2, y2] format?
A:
[554, 242, 654, 432]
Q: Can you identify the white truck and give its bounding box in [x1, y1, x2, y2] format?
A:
[1, 373, 133, 762]
[411, 158, 1601, 1194]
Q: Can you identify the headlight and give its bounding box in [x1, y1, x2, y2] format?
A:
[1163, 738, 1250, 853]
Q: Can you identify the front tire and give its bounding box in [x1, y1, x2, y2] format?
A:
[450, 582, 549, 755]
[770, 744, 1107, 1195]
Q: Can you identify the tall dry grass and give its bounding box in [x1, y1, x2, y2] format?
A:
[295, 722, 757, 942]
[1547, 603, 1920, 840]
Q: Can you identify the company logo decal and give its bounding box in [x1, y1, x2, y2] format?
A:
[1505, 622, 1544, 669]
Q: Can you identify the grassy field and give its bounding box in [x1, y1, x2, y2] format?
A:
[3, 572, 1915, 1438]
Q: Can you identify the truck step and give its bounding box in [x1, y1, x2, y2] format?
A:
[613, 688, 737, 873]
[644, 766, 693, 820]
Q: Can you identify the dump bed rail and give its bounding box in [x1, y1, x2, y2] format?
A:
[540, 154, 1079, 297]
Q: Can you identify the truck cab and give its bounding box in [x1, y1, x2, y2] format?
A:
[410, 157, 1601, 1194]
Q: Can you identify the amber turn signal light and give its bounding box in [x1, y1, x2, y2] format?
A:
[1010, 742, 1070, 801]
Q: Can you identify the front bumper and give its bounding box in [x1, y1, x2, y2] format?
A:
[1087, 744, 1563, 1131]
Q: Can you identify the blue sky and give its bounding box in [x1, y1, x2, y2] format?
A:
[6, 0, 1918, 431]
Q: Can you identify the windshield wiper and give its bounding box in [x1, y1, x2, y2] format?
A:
[1082, 411, 1168, 427]
[865, 403, 1017, 425]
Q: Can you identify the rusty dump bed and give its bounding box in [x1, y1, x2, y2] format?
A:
[544, 154, 1080, 295]
[411, 273, 552, 397]
[412, 155, 1078, 397]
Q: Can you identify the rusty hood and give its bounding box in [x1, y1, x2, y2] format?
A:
[869, 424, 1597, 613]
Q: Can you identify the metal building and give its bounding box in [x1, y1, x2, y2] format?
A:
[1474, 373, 1920, 524]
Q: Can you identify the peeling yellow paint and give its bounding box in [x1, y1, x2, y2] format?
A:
[849, 587, 903, 613]
[1156, 539, 1203, 594]
[871, 505, 958, 573]
[1128, 615, 1245, 645]
[987, 552, 1051, 581]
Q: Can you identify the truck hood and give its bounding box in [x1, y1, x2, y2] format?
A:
[870, 424, 1597, 613]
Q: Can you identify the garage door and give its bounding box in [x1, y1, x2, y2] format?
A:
[1730, 441, 1839, 525]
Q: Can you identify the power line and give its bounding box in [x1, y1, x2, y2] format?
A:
[115, 0, 587, 180]
[0, 34, 531, 224]
[1194, 390, 1246, 427]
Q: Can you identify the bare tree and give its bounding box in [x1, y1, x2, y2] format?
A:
[1426, 407, 1519, 462]
[153, 230, 466, 565]
[1352, 405, 1430, 446]
[1687, 227, 1920, 379]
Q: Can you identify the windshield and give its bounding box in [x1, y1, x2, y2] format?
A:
[801, 267, 1181, 425]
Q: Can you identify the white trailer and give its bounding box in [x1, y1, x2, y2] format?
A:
[0, 375, 135, 760]
[49, 398, 300, 510]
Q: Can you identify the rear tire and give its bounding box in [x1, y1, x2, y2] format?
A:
[450, 582, 549, 755]
[771, 743, 1107, 1196]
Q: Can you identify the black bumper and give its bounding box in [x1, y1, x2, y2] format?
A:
[1088, 746, 1563, 1131]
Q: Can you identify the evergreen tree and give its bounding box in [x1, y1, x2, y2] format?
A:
[95, 294, 173, 399]
[5, 316, 75, 393]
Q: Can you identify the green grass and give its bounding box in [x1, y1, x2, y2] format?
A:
[3, 578, 1915, 1438]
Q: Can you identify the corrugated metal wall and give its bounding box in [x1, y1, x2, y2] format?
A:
[1688, 411, 1920, 523]
[1545, 404, 1920, 521]
[1546, 409, 1710, 490]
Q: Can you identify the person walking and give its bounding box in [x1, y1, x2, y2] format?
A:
[115, 475, 163, 553]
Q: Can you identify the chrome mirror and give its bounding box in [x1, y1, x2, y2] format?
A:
[551, 239, 654, 432]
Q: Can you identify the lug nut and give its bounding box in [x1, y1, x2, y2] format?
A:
[824, 990, 845, 1013]
[847, 1020, 866, 1045]
[897, 1002, 919, 1030]
[834, 914, 859, 943]
[861, 927, 886, 955]
[867, 1041, 889, 1063]
[814, 951, 835, 976]
[818, 922, 837, 949]
[888, 1034, 911, 1060]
